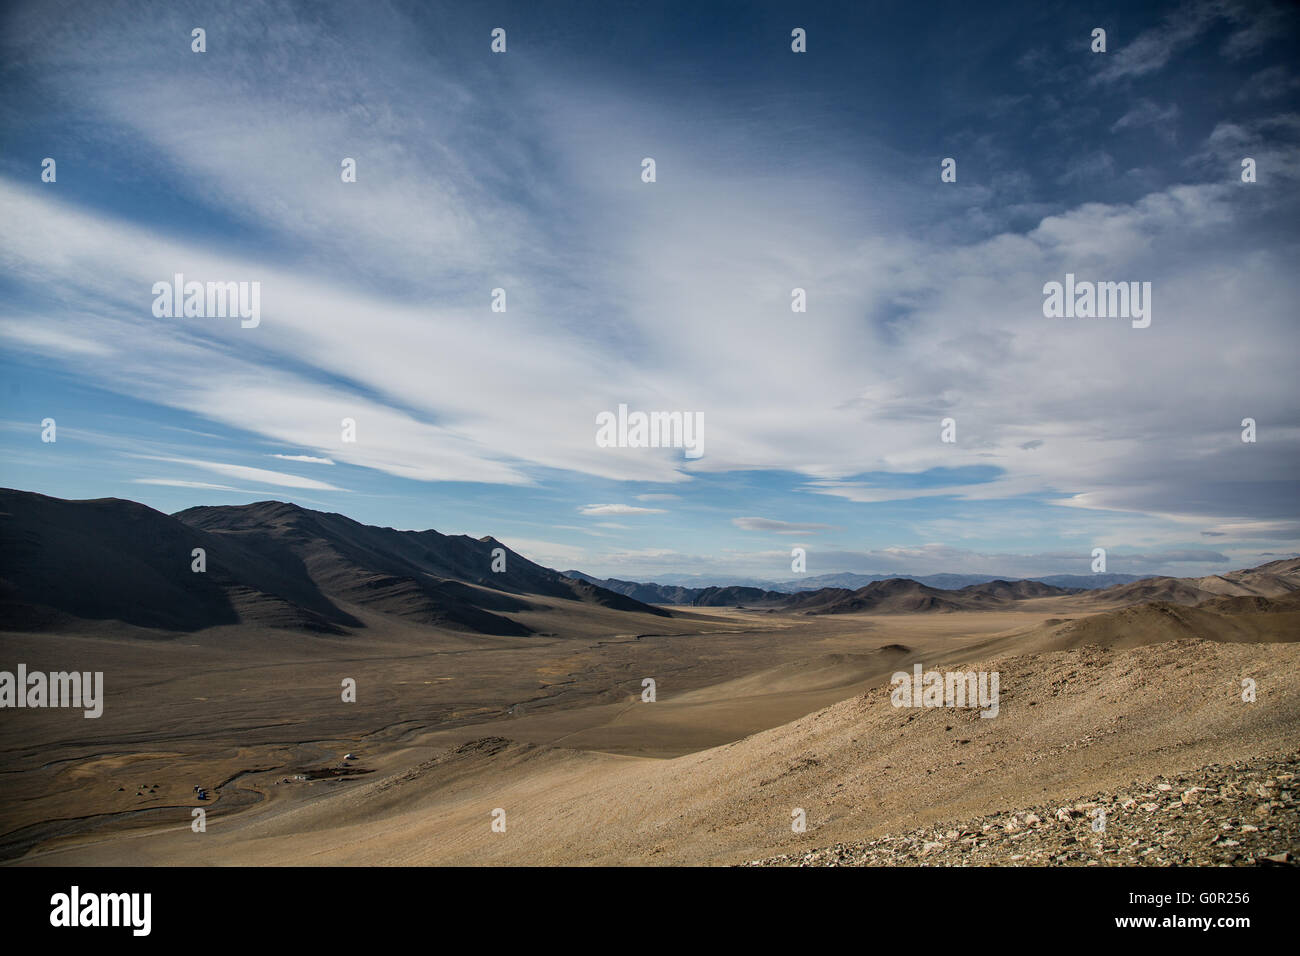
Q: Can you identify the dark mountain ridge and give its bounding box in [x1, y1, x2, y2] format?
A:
[0, 489, 665, 635]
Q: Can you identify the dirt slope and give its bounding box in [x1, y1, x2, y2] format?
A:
[22, 639, 1297, 866]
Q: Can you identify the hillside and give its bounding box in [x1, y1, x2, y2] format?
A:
[781, 577, 1076, 615]
[23, 638, 1297, 865]
[1077, 558, 1300, 610]
[1034, 591, 1300, 651]
[0, 489, 666, 636]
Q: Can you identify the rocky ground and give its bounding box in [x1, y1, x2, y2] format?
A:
[747, 751, 1299, 866]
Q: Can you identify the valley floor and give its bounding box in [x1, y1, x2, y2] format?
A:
[2, 599, 1298, 866]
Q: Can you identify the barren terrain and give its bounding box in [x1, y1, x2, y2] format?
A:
[2, 494, 1297, 866]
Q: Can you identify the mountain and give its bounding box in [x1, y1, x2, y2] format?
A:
[560, 572, 698, 605]
[957, 579, 1080, 602]
[778, 577, 1083, 615]
[571, 572, 1080, 614]
[782, 578, 971, 614]
[690, 585, 787, 607]
[1031, 572, 1144, 589]
[7, 488, 1293, 635]
[1039, 590, 1300, 650]
[561, 572, 784, 607]
[568, 569, 1143, 601]
[1188, 558, 1300, 598]
[776, 571, 1141, 591]
[581, 561, 1300, 617]
[0, 490, 362, 633]
[587, 572, 792, 590]
[778, 572, 990, 591]
[1081, 560, 1300, 610]
[0, 489, 666, 635]
[1084, 576, 1218, 608]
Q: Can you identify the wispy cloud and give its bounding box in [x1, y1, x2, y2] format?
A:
[1111, 99, 1180, 142]
[1, 0, 1296, 576]
[579, 504, 667, 516]
[732, 517, 837, 534]
[132, 478, 242, 491]
[0, 319, 116, 357]
[271, 454, 335, 465]
[131, 456, 345, 491]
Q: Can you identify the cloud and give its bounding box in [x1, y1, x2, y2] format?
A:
[1193, 115, 1300, 183]
[0, 0, 1296, 571]
[1235, 65, 1300, 102]
[271, 454, 335, 465]
[1093, 1, 1220, 84]
[1219, 1, 1295, 59]
[732, 516, 838, 534]
[1111, 100, 1180, 143]
[804, 482, 970, 505]
[1200, 519, 1300, 539]
[5, 156, 1296, 542]
[0, 319, 116, 357]
[498, 537, 589, 568]
[579, 504, 667, 516]
[132, 478, 241, 491]
[1093, 1, 1295, 85]
[131, 456, 345, 491]
[1055, 151, 1116, 185]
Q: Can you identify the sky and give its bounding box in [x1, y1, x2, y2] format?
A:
[1, 0, 1297, 582]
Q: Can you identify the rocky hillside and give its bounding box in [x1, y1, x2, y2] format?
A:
[748, 752, 1298, 866]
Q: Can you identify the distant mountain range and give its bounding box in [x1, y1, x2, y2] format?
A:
[784, 571, 1145, 591]
[562, 570, 1142, 603]
[3, 488, 1296, 636]
[566, 561, 1300, 614]
[561, 572, 1091, 612]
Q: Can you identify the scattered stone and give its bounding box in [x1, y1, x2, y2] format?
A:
[745, 753, 1300, 868]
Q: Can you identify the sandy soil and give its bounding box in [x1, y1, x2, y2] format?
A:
[4, 592, 1297, 866]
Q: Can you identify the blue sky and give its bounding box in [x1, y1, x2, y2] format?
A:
[2, 0, 1298, 581]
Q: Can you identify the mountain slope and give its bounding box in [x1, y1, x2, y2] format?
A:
[0, 489, 666, 635]
[1081, 559, 1300, 609]
[0, 490, 361, 633]
[34, 638, 1297, 865]
[779, 578, 1078, 615]
[1034, 591, 1300, 651]
[691, 585, 788, 607]
[176, 500, 667, 626]
[560, 572, 698, 605]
